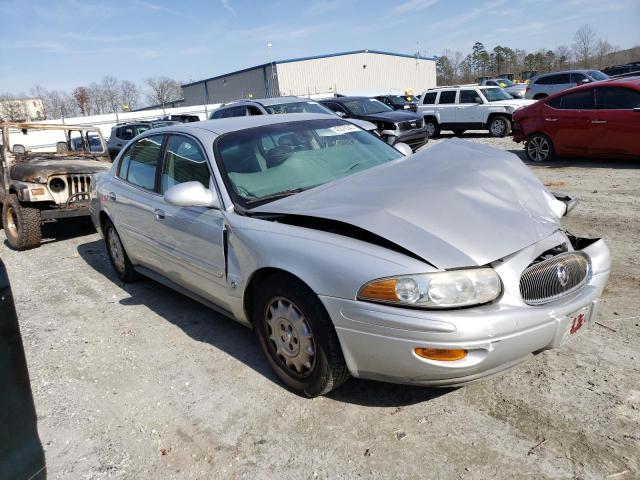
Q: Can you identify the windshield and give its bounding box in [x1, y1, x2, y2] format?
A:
[495, 79, 515, 87]
[264, 101, 333, 115]
[587, 70, 609, 81]
[150, 121, 180, 128]
[215, 119, 402, 207]
[480, 88, 513, 102]
[343, 99, 393, 115]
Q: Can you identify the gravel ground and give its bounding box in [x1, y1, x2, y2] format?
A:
[3, 133, 639, 480]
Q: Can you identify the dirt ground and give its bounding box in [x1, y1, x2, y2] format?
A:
[2, 133, 639, 480]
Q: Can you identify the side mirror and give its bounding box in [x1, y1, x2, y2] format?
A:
[334, 111, 348, 118]
[164, 181, 220, 208]
[581, 78, 591, 84]
[393, 142, 413, 156]
[475, 97, 483, 104]
[12, 144, 26, 154]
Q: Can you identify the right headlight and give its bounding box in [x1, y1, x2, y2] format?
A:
[357, 268, 502, 309]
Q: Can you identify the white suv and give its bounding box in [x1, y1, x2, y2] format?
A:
[416, 86, 535, 137]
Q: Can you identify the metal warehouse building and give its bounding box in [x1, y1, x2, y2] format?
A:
[181, 49, 436, 106]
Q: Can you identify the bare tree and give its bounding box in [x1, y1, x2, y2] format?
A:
[30, 85, 49, 119]
[0, 93, 27, 121]
[595, 38, 615, 69]
[144, 77, 182, 107]
[72, 87, 90, 116]
[554, 45, 573, 70]
[101, 76, 121, 113]
[573, 24, 597, 68]
[88, 82, 106, 115]
[120, 80, 140, 111]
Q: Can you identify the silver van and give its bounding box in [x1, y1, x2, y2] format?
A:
[525, 70, 608, 99]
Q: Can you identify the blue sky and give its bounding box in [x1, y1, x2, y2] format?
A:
[0, 0, 638, 94]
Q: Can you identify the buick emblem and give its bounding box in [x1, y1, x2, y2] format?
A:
[556, 264, 569, 287]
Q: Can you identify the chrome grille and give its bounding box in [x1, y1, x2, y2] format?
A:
[397, 119, 423, 131]
[519, 252, 590, 305]
[66, 175, 92, 201]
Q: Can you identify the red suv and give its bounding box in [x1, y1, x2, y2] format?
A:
[512, 77, 640, 162]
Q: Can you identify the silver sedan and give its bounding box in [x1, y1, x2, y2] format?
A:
[91, 113, 610, 397]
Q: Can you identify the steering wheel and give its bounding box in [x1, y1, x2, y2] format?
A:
[266, 145, 294, 168]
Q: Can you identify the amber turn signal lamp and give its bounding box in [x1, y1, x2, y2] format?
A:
[358, 278, 398, 302]
[415, 348, 467, 361]
[31, 188, 45, 196]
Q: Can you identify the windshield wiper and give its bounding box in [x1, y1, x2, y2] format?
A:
[245, 187, 307, 205]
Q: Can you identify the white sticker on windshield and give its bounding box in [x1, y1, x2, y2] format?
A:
[329, 124, 359, 134]
[308, 101, 319, 104]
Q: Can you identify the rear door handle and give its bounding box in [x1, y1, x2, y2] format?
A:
[154, 209, 165, 221]
[544, 117, 558, 122]
[108, 192, 117, 202]
[591, 120, 607, 124]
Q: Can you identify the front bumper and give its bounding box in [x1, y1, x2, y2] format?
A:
[511, 120, 525, 143]
[381, 126, 429, 147]
[320, 237, 610, 386]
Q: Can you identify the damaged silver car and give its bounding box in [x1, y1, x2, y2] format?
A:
[91, 114, 610, 397]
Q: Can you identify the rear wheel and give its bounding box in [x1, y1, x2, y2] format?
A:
[424, 118, 440, 138]
[253, 273, 349, 397]
[1, 194, 42, 250]
[488, 115, 511, 137]
[525, 133, 555, 162]
[104, 219, 138, 282]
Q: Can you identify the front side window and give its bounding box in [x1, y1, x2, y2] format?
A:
[459, 90, 480, 104]
[342, 99, 392, 115]
[479, 88, 512, 102]
[438, 91, 456, 104]
[264, 101, 332, 115]
[571, 73, 587, 83]
[215, 119, 402, 207]
[118, 135, 164, 191]
[423, 92, 437, 104]
[595, 87, 640, 109]
[161, 135, 211, 193]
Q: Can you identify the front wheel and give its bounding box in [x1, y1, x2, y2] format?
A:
[525, 133, 556, 162]
[1, 194, 42, 250]
[104, 219, 138, 282]
[489, 116, 511, 137]
[424, 118, 440, 138]
[253, 273, 349, 397]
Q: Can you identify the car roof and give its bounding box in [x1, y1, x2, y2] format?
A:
[320, 96, 371, 102]
[540, 74, 640, 102]
[222, 96, 309, 108]
[150, 113, 337, 136]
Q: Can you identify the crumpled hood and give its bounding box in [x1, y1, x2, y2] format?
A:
[10, 158, 112, 182]
[253, 139, 563, 269]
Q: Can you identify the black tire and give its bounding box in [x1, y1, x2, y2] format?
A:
[103, 218, 138, 282]
[488, 115, 511, 137]
[452, 129, 466, 136]
[533, 93, 548, 100]
[525, 133, 556, 162]
[1, 194, 42, 250]
[423, 118, 440, 138]
[253, 272, 349, 397]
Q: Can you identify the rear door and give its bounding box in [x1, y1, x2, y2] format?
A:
[435, 90, 457, 126]
[543, 88, 595, 155]
[154, 134, 229, 306]
[108, 134, 167, 271]
[592, 86, 640, 157]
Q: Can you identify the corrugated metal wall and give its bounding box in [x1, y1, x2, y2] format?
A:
[182, 64, 279, 106]
[275, 52, 436, 96]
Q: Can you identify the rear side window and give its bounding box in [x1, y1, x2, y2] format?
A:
[556, 90, 594, 109]
[118, 135, 164, 191]
[535, 75, 552, 85]
[595, 87, 640, 109]
[438, 91, 456, 104]
[422, 92, 437, 104]
[212, 106, 247, 119]
[161, 135, 211, 193]
[553, 73, 571, 84]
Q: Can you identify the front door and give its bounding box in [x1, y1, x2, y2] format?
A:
[592, 86, 640, 157]
[153, 134, 229, 307]
[544, 88, 594, 155]
[456, 89, 485, 126]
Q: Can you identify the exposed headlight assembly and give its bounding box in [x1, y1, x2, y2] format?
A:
[357, 268, 502, 309]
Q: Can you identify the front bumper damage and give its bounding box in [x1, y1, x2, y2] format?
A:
[320, 236, 610, 386]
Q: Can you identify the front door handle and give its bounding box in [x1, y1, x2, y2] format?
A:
[154, 209, 165, 221]
[544, 117, 558, 122]
[591, 120, 607, 124]
[108, 192, 117, 202]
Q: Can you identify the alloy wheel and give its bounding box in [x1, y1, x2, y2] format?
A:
[527, 136, 551, 162]
[490, 119, 506, 136]
[265, 297, 316, 377]
[425, 122, 436, 137]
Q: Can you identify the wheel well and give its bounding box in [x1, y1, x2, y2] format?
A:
[487, 112, 511, 122]
[243, 267, 311, 325]
[99, 210, 111, 231]
[423, 115, 438, 124]
[533, 94, 547, 100]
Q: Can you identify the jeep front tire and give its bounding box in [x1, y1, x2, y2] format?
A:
[2, 194, 42, 250]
